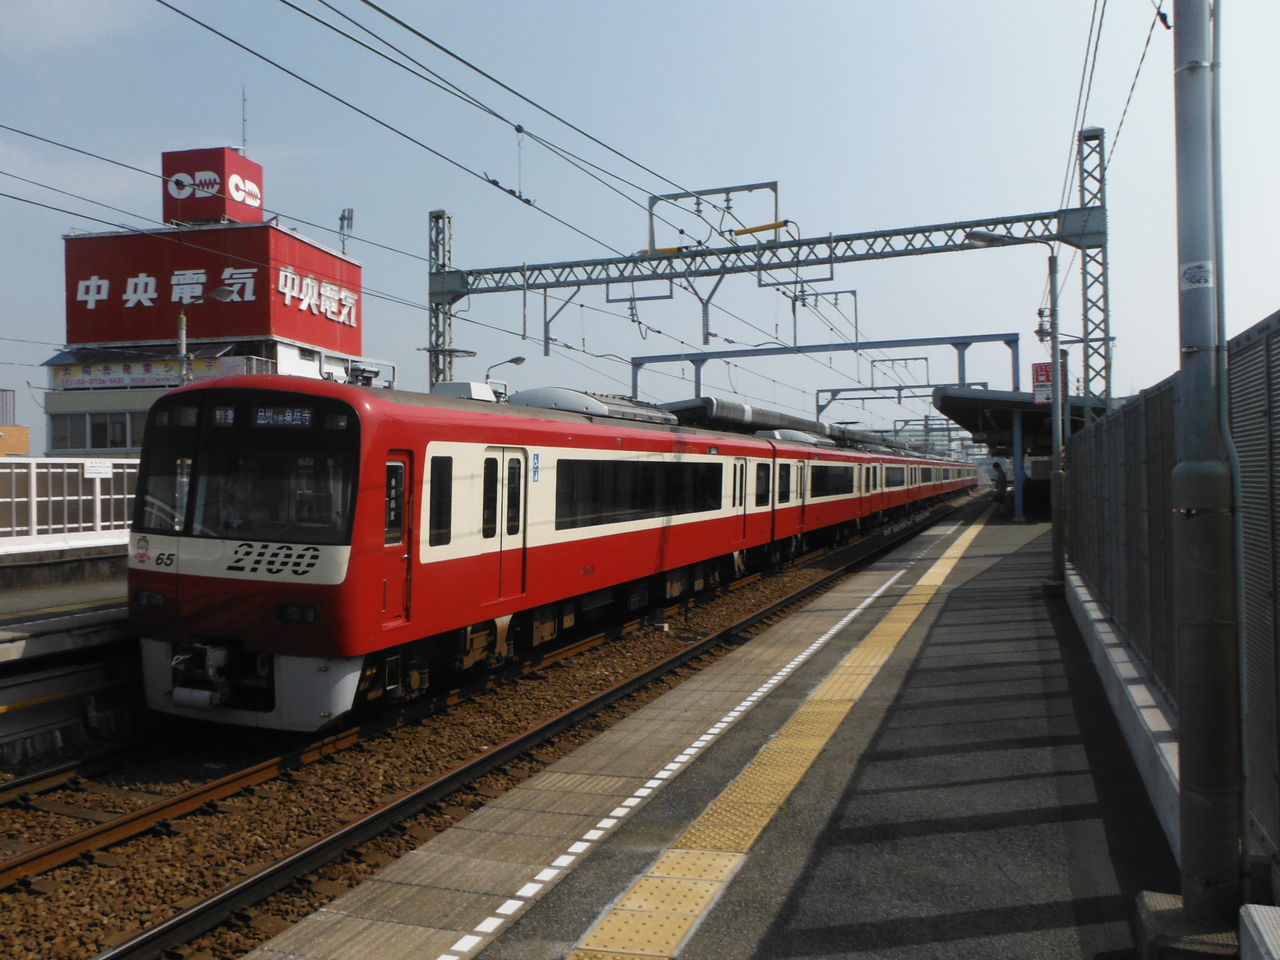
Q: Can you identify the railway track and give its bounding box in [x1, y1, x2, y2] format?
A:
[2, 498, 968, 960]
[0, 618, 657, 894]
[0, 600, 137, 771]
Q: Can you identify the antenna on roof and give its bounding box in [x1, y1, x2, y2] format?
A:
[241, 84, 248, 153]
[339, 208, 354, 254]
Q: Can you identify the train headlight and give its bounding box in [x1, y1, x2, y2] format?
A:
[275, 603, 318, 624]
[133, 589, 166, 608]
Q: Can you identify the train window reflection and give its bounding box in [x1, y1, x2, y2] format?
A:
[555, 459, 722, 530]
[138, 457, 192, 533]
[482, 458, 499, 539]
[428, 456, 453, 546]
[506, 458, 522, 535]
[193, 451, 354, 545]
[810, 464, 855, 498]
[755, 463, 771, 507]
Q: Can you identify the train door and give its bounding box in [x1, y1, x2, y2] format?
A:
[733, 458, 748, 540]
[795, 460, 807, 528]
[480, 447, 528, 601]
[381, 454, 412, 625]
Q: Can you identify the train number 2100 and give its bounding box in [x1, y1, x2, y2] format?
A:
[226, 542, 322, 576]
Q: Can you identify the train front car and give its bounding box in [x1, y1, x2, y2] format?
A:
[129, 378, 363, 731]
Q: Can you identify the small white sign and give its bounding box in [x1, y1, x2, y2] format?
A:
[1179, 261, 1214, 291]
[83, 459, 115, 479]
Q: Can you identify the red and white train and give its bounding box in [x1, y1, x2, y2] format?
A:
[128, 375, 976, 731]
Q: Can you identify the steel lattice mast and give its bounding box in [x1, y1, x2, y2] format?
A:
[428, 130, 1110, 402]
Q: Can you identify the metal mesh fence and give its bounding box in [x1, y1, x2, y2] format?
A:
[1067, 309, 1280, 858]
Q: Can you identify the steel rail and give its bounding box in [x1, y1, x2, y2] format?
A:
[0, 739, 167, 807]
[0, 727, 362, 891]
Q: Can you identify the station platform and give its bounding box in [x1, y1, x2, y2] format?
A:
[0, 577, 127, 663]
[248, 500, 1178, 960]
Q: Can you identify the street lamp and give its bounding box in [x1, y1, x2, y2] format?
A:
[966, 230, 1065, 582]
[485, 355, 526, 382]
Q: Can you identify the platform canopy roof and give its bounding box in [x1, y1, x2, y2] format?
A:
[932, 385, 1111, 457]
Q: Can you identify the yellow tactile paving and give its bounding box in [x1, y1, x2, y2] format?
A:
[616, 876, 723, 915]
[678, 818, 771, 854]
[760, 739, 829, 764]
[567, 507, 992, 959]
[717, 773, 796, 807]
[580, 909, 697, 955]
[648, 849, 744, 882]
[807, 671, 877, 702]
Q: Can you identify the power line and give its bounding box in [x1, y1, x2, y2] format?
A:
[0, 182, 826, 414]
[1107, 5, 1167, 170]
[150, 0, 623, 255]
[351, 0, 740, 223]
[1056, 1, 1108, 216]
[0, 121, 433, 265]
[265, 0, 730, 248]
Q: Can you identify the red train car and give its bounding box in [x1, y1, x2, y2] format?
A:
[129, 375, 975, 730]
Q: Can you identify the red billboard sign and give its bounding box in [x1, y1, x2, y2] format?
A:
[162, 147, 264, 224]
[1031, 361, 1053, 404]
[65, 223, 362, 355]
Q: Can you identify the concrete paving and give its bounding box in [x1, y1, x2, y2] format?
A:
[485, 510, 1178, 958]
[0, 577, 125, 622]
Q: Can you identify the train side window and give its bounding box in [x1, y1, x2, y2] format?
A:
[385, 462, 405, 545]
[139, 456, 192, 533]
[778, 464, 791, 504]
[755, 463, 771, 507]
[428, 456, 453, 546]
[811, 464, 854, 497]
[506, 457, 522, 535]
[482, 457, 499, 539]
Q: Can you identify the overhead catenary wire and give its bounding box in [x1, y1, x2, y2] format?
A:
[0, 183, 840, 419]
[1107, 4, 1168, 170]
[267, 0, 705, 243]
[0, 121, 435, 266]
[149, 0, 624, 256]
[2, 11, 977, 427]
[350, 0, 742, 224]
[3, 15, 875, 409]
[2, 128, 945, 431]
[1055, 0, 1108, 216]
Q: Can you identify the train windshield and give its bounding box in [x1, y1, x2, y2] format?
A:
[135, 390, 359, 545]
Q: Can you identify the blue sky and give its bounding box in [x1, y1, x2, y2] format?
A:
[3, 1, 1277, 451]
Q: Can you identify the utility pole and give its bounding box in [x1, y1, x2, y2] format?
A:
[1169, 0, 1240, 927]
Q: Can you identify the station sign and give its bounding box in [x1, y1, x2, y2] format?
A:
[64, 222, 362, 356]
[162, 147, 264, 224]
